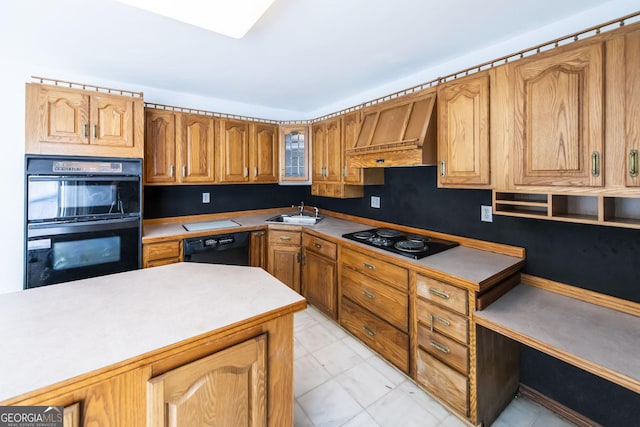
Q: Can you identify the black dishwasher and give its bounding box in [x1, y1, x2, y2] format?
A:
[183, 231, 250, 266]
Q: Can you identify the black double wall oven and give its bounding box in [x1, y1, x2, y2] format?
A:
[25, 155, 142, 289]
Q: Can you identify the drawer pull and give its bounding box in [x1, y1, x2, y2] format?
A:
[363, 325, 376, 337]
[362, 289, 376, 299]
[630, 149, 639, 178]
[430, 313, 451, 332]
[591, 151, 601, 177]
[429, 288, 450, 300]
[314, 242, 322, 248]
[279, 236, 292, 241]
[83, 123, 88, 138]
[429, 339, 451, 354]
[363, 263, 376, 270]
[252, 231, 265, 236]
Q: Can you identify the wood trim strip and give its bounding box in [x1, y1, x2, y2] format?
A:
[474, 315, 640, 394]
[476, 273, 520, 310]
[143, 207, 287, 226]
[518, 384, 602, 427]
[521, 274, 640, 317]
[321, 209, 526, 258]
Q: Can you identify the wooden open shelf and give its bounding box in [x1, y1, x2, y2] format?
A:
[493, 192, 640, 229]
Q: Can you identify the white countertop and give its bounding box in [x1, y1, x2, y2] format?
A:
[0, 263, 305, 402]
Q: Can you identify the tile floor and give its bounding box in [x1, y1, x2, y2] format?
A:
[293, 305, 576, 427]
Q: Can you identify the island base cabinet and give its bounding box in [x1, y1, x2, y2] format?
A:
[147, 334, 267, 427]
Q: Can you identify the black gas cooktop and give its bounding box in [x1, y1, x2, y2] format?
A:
[342, 228, 458, 259]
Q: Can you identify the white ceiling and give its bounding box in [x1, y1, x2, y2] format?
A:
[3, 0, 638, 118]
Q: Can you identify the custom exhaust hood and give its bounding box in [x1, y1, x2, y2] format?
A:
[346, 89, 437, 168]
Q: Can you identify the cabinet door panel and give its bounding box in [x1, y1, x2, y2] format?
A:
[342, 112, 362, 184]
[251, 124, 278, 182]
[148, 335, 267, 427]
[220, 120, 249, 182]
[145, 110, 177, 184]
[325, 118, 342, 182]
[312, 123, 326, 181]
[38, 87, 90, 145]
[625, 29, 640, 187]
[182, 115, 214, 183]
[268, 245, 300, 293]
[92, 95, 134, 147]
[513, 43, 604, 187]
[302, 250, 337, 319]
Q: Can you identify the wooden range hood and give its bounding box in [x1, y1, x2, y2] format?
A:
[346, 88, 437, 168]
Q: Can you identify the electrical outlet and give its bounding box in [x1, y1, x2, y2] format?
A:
[202, 192, 210, 204]
[371, 196, 381, 209]
[481, 205, 493, 222]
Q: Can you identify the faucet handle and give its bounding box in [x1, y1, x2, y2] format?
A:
[313, 207, 319, 218]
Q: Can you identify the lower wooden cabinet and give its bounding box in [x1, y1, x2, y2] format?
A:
[416, 349, 469, 416]
[250, 230, 267, 269]
[301, 233, 337, 319]
[267, 229, 301, 293]
[143, 240, 182, 268]
[147, 335, 267, 427]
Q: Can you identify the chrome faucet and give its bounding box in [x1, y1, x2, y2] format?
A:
[292, 201, 304, 215]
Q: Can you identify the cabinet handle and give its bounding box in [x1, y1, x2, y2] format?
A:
[362, 289, 376, 299]
[429, 313, 451, 332]
[629, 150, 639, 178]
[252, 231, 265, 236]
[429, 288, 450, 300]
[343, 165, 347, 177]
[93, 124, 97, 139]
[83, 124, 88, 138]
[279, 236, 292, 241]
[429, 339, 451, 354]
[440, 160, 446, 177]
[254, 167, 258, 177]
[182, 165, 186, 177]
[591, 151, 600, 177]
[170, 165, 175, 177]
[363, 262, 375, 270]
[363, 325, 376, 337]
[314, 242, 322, 248]
[243, 167, 249, 177]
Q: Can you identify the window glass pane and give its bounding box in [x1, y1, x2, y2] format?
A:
[284, 130, 305, 177]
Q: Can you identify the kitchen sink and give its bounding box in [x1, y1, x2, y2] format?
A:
[265, 213, 323, 225]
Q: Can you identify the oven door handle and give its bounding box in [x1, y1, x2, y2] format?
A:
[28, 176, 140, 182]
[28, 217, 140, 238]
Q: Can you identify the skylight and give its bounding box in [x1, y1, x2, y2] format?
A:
[115, 0, 276, 39]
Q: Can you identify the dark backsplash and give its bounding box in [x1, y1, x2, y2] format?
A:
[144, 166, 640, 424]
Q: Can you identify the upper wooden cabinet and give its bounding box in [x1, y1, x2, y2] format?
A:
[342, 112, 362, 184]
[511, 43, 604, 187]
[144, 109, 215, 185]
[218, 120, 278, 183]
[438, 72, 490, 188]
[312, 117, 342, 183]
[26, 83, 143, 158]
[280, 125, 310, 183]
[623, 28, 640, 188]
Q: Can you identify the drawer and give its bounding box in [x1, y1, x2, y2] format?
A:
[144, 241, 181, 262]
[417, 323, 468, 374]
[416, 349, 468, 417]
[341, 267, 408, 332]
[146, 257, 180, 268]
[302, 233, 337, 260]
[341, 247, 408, 291]
[417, 275, 468, 315]
[269, 229, 301, 245]
[416, 299, 468, 344]
[340, 297, 409, 373]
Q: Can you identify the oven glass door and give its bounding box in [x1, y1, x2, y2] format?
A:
[27, 176, 141, 222]
[26, 218, 140, 288]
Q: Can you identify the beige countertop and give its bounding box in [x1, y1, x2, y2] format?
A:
[0, 263, 305, 403]
[143, 211, 524, 289]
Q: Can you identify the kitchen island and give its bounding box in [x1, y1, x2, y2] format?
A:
[0, 263, 306, 426]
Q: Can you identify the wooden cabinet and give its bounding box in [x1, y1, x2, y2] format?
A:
[339, 246, 409, 373]
[25, 83, 143, 158]
[341, 112, 385, 187]
[218, 121, 278, 183]
[312, 117, 342, 183]
[63, 403, 80, 427]
[144, 109, 215, 185]
[624, 28, 640, 188]
[147, 335, 267, 427]
[438, 71, 490, 187]
[301, 233, 337, 319]
[280, 125, 310, 183]
[143, 240, 182, 268]
[268, 229, 301, 293]
[250, 230, 267, 269]
[512, 42, 604, 187]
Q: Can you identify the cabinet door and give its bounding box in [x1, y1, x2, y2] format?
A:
[145, 110, 177, 184]
[513, 43, 604, 187]
[251, 123, 278, 182]
[30, 85, 90, 146]
[438, 72, 490, 186]
[268, 245, 301, 293]
[181, 114, 215, 183]
[342, 112, 362, 184]
[220, 120, 250, 182]
[302, 250, 337, 319]
[625, 29, 640, 187]
[312, 122, 327, 181]
[324, 118, 342, 182]
[148, 335, 267, 427]
[91, 94, 134, 147]
[249, 230, 267, 269]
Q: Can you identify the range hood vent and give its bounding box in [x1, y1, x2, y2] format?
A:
[346, 89, 437, 167]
